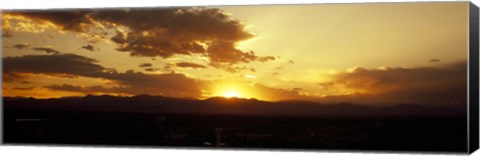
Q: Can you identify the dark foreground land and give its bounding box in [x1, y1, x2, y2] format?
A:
[3, 95, 467, 152]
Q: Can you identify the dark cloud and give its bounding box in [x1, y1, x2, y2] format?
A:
[318, 62, 467, 106]
[81, 44, 96, 51]
[1, 31, 13, 38]
[3, 73, 29, 82]
[175, 62, 206, 69]
[139, 63, 153, 68]
[93, 8, 256, 59]
[258, 56, 276, 62]
[205, 41, 274, 67]
[288, 60, 295, 64]
[5, 8, 275, 72]
[430, 59, 440, 63]
[3, 54, 104, 77]
[144, 68, 160, 72]
[11, 43, 29, 49]
[12, 87, 35, 90]
[46, 84, 95, 92]
[3, 54, 202, 98]
[6, 11, 92, 32]
[32, 46, 61, 54]
[164, 65, 174, 73]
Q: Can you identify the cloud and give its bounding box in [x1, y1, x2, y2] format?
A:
[430, 58, 440, 63]
[32, 46, 61, 54]
[204, 41, 273, 66]
[3, 53, 104, 78]
[139, 63, 153, 68]
[81, 44, 96, 51]
[292, 88, 302, 92]
[164, 65, 174, 73]
[12, 87, 35, 90]
[144, 68, 160, 72]
[1, 31, 13, 38]
[45, 84, 130, 95]
[247, 83, 306, 101]
[317, 82, 338, 91]
[46, 71, 202, 98]
[4, 8, 276, 72]
[3, 54, 202, 98]
[4, 11, 92, 32]
[175, 62, 206, 69]
[11, 43, 30, 49]
[99, 8, 277, 71]
[317, 62, 467, 106]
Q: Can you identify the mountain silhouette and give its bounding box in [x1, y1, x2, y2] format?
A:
[3, 95, 465, 117]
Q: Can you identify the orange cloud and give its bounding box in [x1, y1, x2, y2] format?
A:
[317, 62, 467, 106]
[175, 62, 206, 69]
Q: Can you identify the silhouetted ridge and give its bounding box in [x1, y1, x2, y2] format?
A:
[83, 94, 120, 101]
[203, 96, 264, 104]
[3, 95, 465, 117]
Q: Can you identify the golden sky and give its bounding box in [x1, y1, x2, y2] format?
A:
[1, 2, 469, 106]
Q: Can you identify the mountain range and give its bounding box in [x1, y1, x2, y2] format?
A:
[3, 94, 466, 118]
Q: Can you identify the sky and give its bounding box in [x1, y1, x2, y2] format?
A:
[1, 2, 469, 106]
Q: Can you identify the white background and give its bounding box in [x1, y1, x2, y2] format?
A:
[0, 0, 479, 156]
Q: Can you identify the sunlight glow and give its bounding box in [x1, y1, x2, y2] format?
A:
[207, 80, 258, 100]
[223, 90, 241, 98]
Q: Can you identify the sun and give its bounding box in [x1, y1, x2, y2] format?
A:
[208, 81, 256, 99]
[223, 90, 241, 98]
